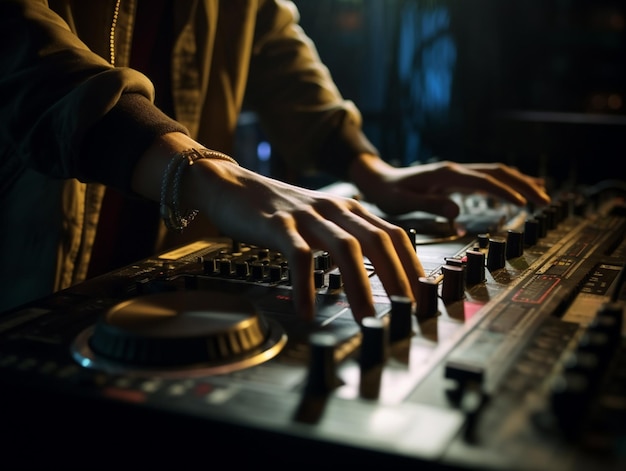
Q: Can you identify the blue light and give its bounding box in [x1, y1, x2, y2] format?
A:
[395, 3, 457, 165]
[420, 7, 450, 41]
[399, 5, 455, 115]
[257, 141, 271, 161]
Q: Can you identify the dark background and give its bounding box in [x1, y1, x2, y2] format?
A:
[238, 0, 626, 192]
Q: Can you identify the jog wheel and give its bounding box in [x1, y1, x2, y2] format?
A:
[72, 291, 287, 377]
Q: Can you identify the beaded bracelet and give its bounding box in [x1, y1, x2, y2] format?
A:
[160, 148, 238, 232]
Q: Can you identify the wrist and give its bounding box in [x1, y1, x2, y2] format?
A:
[131, 132, 239, 232]
[131, 132, 200, 200]
[348, 153, 396, 191]
[160, 148, 238, 233]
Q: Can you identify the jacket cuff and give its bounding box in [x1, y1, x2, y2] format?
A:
[316, 113, 379, 181]
[79, 93, 189, 191]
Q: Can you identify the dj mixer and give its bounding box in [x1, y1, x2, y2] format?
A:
[1, 183, 625, 469]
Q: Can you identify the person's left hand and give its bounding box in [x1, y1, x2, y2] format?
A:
[349, 154, 551, 220]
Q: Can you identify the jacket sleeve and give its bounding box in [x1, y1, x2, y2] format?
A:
[246, 0, 379, 180]
[0, 0, 186, 192]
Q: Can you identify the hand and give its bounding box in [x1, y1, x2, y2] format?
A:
[191, 161, 426, 323]
[350, 154, 551, 220]
[132, 134, 425, 323]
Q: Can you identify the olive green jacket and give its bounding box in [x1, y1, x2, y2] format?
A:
[0, 0, 376, 312]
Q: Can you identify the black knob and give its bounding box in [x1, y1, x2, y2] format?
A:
[560, 194, 575, 219]
[235, 261, 249, 278]
[328, 272, 343, 290]
[588, 307, 622, 350]
[524, 218, 539, 246]
[388, 295, 413, 342]
[313, 269, 325, 288]
[218, 259, 233, 276]
[487, 237, 506, 271]
[269, 265, 282, 282]
[442, 264, 465, 304]
[562, 350, 601, 382]
[444, 359, 484, 406]
[576, 330, 613, 363]
[477, 233, 490, 248]
[203, 258, 217, 274]
[550, 202, 564, 224]
[486, 237, 506, 271]
[549, 372, 591, 436]
[359, 316, 389, 399]
[445, 257, 464, 267]
[250, 262, 265, 281]
[465, 250, 485, 285]
[416, 277, 439, 318]
[595, 302, 623, 339]
[359, 316, 389, 370]
[543, 207, 557, 230]
[506, 230, 524, 259]
[314, 252, 331, 271]
[305, 332, 339, 395]
[534, 213, 547, 238]
[445, 360, 484, 386]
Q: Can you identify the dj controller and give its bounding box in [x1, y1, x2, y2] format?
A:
[1, 183, 625, 469]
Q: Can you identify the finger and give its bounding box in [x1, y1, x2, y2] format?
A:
[291, 210, 378, 323]
[333, 214, 412, 302]
[310, 199, 422, 318]
[264, 212, 316, 322]
[443, 170, 528, 206]
[286, 242, 317, 323]
[500, 172, 551, 206]
[464, 164, 551, 206]
[350, 203, 427, 304]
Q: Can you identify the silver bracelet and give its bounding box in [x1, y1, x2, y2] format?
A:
[160, 148, 238, 232]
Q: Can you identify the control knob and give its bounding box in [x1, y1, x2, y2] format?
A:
[486, 237, 506, 271]
[442, 264, 465, 304]
[506, 230, 524, 259]
[465, 250, 485, 285]
[416, 277, 439, 318]
[388, 295, 413, 343]
[305, 332, 340, 395]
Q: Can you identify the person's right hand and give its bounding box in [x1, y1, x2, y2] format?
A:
[132, 133, 425, 324]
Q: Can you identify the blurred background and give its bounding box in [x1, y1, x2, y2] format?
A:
[235, 0, 626, 192]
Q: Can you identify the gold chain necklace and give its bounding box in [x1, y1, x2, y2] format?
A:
[109, 0, 121, 65]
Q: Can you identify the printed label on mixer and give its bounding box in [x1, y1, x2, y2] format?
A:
[158, 240, 218, 260]
[512, 275, 561, 304]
